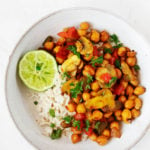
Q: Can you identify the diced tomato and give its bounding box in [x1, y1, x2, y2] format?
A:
[66, 42, 76, 46]
[84, 127, 93, 136]
[80, 120, 85, 128]
[110, 50, 118, 65]
[112, 49, 118, 59]
[100, 73, 112, 83]
[74, 113, 86, 121]
[57, 27, 79, 39]
[56, 47, 69, 59]
[113, 84, 125, 95]
[109, 57, 116, 65]
[93, 46, 99, 56]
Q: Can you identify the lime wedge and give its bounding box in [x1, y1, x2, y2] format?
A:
[18, 50, 57, 91]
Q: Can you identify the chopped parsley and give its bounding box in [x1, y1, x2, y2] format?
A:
[85, 120, 90, 131]
[134, 65, 140, 71]
[63, 116, 73, 124]
[104, 48, 112, 54]
[49, 109, 55, 118]
[62, 72, 71, 79]
[105, 77, 117, 88]
[110, 34, 123, 48]
[50, 123, 55, 128]
[34, 101, 38, 105]
[70, 81, 83, 98]
[85, 74, 93, 90]
[50, 128, 62, 139]
[72, 120, 80, 130]
[67, 45, 80, 58]
[90, 56, 103, 67]
[113, 43, 123, 48]
[115, 59, 121, 69]
[94, 121, 101, 130]
[70, 82, 75, 86]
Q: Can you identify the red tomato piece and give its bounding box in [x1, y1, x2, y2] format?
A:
[74, 113, 86, 121]
[109, 57, 116, 65]
[56, 47, 69, 59]
[93, 46, 99, 56]
[112, 49, 118, 59]
[113, 84, 125, 95]
[84, 127, 93, 136]
[100, 73, 112, 83]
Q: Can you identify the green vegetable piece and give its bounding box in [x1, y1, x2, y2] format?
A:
[67, 45, 80, 58]
[50, 128, 62, 139]
[49, 109, 55, 118]
[110, 34, 119, 45]
[62, 72, 71, 79]
[106, 77, 117, 88]
[104, 48, 112, 54]
[90, 56, 103, 67]
[115, 59, 121, 69]
[70, 83, 75, 86]
[113, 43, 123, 48]
[63, 116, 72, 124]
[85, 74, 93, 90]
[34, 101, 38, 105]
[72, 120, 80, 130]
[85, 120, 90, 131]
[134, 65, 140, 71]
[50, 123, 55, 128]
[94, 121, 101, 130]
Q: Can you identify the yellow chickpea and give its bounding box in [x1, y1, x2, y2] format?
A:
[90, 91, 98, 97]
[115, 68, 122, 79]
[71, 134, 82, 144]
[102, 129, 111, 138]
[111, 128, 121, 138]
[134, 98, 142, 110]
[86, 111, 93, 121]
[126, 85, 134, 96]
[120, 80, 128, 89]
[114, 110, 122, 121]
[89, 132, 97, 141]
[110, 121, 120, 130]
[117, 47, 126, 56]
[72, 95, 81, 104]
[44, 41, 54, 50]
[66, 102, 76, 112]
[118, 95, 127, 103]
[134, 86, 146, 95]
[131, 109, 140, 118]
[77, 29, 87, 36]
[104, 53, 112, 60]
[91, 80, 100, 91]
[96, 135, 108, 145]
[76, 103, 86, 113]
[83, 65, 95, 76]
[56, 57, 64, 64]
[92, 110, 103, 120]
[103, 42, 112, 48]
[82, 92, 91, 101]
[128, 95, 137, 100]
[53, 45, 61, 54]
[127, 51, 136, 57]
[124, 99, 135, 109]
[91, 29, 100, 43]
[122, 109, 132, 123]
[104, 112, 113, 118]
[80, 22, 90, 30]
[100, 31, 109, 42]
[101, 59, 109, 67]
[126, 57, 136, 67]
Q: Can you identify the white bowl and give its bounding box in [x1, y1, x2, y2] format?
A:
[5, 7, 150, 150]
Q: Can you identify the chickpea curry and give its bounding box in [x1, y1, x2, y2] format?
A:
[41, 22, 146, 145]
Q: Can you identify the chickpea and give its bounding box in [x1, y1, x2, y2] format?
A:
[124, 99, 135, 109]
[103, 42, 112, 48]
[91, 29, 100, 43]
[122, 109, 132, 123]
[134, 98, 142, 110]
[117, 47, 126, 56]
[86, 111, 93, 121]
[120, 80, 128, 89]
[104, 112, 113, 118]
[56, 57, 64, 64]
[97, 135, 108, 145]
[127, 51, 136, 57]
[66, 102, 76, 112]
[118, 95, 127, 103]
[104, 53, 112, 60]
[128, 95, 137, 100]
[115, 68, 122, 79]
[76, 103, 86, 113]
[89, 132, 97, 141]
[44, 41, 54, 50]
[57, 37, 66, 45]
[91, 80, 100, 91]
[111, 128, 121, 138]
[92, 110, 103, 120]
[110, 121, 120, 130]
[71, 134, 81, 144]
[72, 95, 81, 104]
[102, 129, 111, 138]
[100, 31, 109, 42]
[134, 86, 146, 95]
[131, 109, 140, 118]
[126, 57, 136, 67]
[126, 85, 134, 96]
[83, 65, 95, 76]
[53, 45, 61, 54]
[101, 59, 109, 67]
[82, 92, 91, 101]
[80, 22, 90, 30]
[77, 29, 87, 36]
[90, 91, 97, 97]
[114, 110, 122, 121]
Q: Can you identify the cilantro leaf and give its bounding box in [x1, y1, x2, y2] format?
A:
[85, 120, 90, 131]
[70, 81, 83, 98]
[94, 121, 101, 130]
[72, 120, 80, 130]
[115, 59, 121, 69]
[63, 116, 73, 124]
[62, 72, 71, 79]
[104, 48, 112, 54]
[49, 109, 55, 117]
[110, 34, 119, 45]
[67, 45, 80, 58]
[105, 77, 117, 88]
[50, 123, 55, 128]
[85, 74, 93, 90]
[113, 43, 123, 48]
[134, 65, 140, 71]
[50, 128, 62, 139]
[70, 83, 75, 86]
[90, 56, 103, 67]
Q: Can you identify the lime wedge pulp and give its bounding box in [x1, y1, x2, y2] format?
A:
[18, 50, 57, 91]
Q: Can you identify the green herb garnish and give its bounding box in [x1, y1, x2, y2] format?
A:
[63, 116, 73, 124]
[62, 72, 71, 79]
[113, 43, 123, 48]
[67, 45, 80, 58]
[105, 77, 117, 88]
[70, 81, 83, 98]
[110, 34, 119, 45]
[134, 65, 140, 71]
[50, 123, 55, 128]
[72, 120, 80, 130]
[94, 121, 101, 130]
[70, 83, 75, 86]
[49, 109, 55, 117]
[90, 56, 103, 67]
[104, 48, 112, 54]
[85, 74, 93, 90]
[85, 120, 90, 131]
[34, 101, 38, 105]
[115, 59, 121, 69]
[50, 128, 62, 139]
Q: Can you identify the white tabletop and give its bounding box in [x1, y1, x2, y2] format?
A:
[0, 0, 150, 149]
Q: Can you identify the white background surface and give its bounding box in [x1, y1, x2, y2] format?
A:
[0, 0, 150, 149]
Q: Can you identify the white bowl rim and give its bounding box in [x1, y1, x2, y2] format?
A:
[5, 7, 150, 150]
